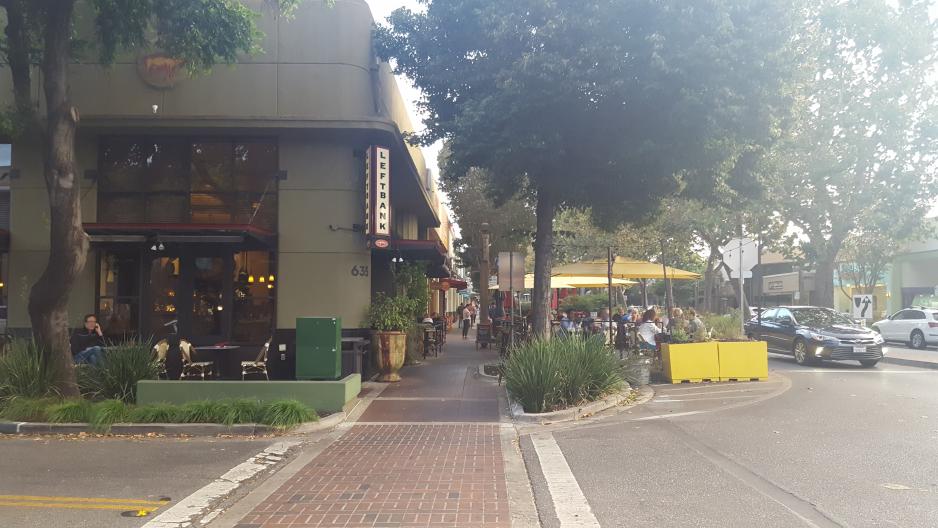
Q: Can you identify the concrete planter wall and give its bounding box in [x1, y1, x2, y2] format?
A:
[717, 341, 768, 381]
[661, 342, 720, 383]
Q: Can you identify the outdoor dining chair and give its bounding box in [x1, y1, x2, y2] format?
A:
[241, 338, 271, 380]
[152, 339, 170, 379]
[179, 338, 215, 380]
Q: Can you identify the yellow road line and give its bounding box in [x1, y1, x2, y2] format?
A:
[0, 495, 166, 505]
[0, 500, 160, 512]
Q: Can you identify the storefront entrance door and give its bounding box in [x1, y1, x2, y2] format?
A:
[146, 251, 232, 345]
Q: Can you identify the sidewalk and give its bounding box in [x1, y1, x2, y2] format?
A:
[232, 333, 512, 528]
[884, 345, 938, 369]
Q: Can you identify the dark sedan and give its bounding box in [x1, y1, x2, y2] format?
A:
[745, 306, 885, 367]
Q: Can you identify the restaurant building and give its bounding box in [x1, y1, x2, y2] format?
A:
[1, 0, 455, 378]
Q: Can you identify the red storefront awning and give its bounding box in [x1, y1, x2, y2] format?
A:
[83, 223, 276, 247]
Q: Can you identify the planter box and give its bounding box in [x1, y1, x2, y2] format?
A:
[717, 341, 768, 381]
[661, 342, 720, 383]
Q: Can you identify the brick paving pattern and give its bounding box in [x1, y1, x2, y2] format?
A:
[235, 336, 511, 528]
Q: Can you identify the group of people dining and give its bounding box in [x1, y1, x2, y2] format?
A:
[556, 305, 707, 352]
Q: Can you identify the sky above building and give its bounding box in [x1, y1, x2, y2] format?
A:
[366, 1, 443, 184]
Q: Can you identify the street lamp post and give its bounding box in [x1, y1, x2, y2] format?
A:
[479, 223, 491, 345]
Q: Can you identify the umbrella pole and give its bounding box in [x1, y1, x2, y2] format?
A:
[607, 246, 613, 346]
[661, 239, 672, 333]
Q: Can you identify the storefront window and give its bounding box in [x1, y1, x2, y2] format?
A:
[192, 257, 225, 337]
[98, 252, 140, 338]
[98, 138, 278, 230]
[232, 251, 275, 343]
[148, 256, 181, 339]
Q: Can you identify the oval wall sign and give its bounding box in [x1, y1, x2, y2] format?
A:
[137, 53, 185, 89]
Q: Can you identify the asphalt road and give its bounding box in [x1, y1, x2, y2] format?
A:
[523, 346, 938, 528]
[0, 435, 272, 528]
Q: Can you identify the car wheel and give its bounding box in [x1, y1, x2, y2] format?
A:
[911, 330, 926, 349]
[793, 338, 814, 366]
[860, 360, 879, 368]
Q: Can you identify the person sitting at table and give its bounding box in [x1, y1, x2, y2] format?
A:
[637, 308, 659, 351]
[560, 311, 577, 334]
[670, 307, 687, 331]
[686, 308, 707, 341]
[625, 307, 640, 323]
[71, 314, 105, 365]
[594, 308, 611, 333]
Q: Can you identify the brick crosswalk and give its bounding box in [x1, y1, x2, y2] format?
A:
[234, 335, 510, 528]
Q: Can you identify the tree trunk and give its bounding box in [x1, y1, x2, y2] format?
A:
[530, 187, 555, 338]
[702, 251, 718, 313]
[27, 1, 85, 398]
[813, 257, 836, 308]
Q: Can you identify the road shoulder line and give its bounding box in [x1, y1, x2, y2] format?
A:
[530, 433, 600, 527]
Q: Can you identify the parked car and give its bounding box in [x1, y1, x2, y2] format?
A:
[871, 307, 938, 349]
[745, 306, 884, 367]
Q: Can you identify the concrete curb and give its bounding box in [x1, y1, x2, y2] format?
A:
[0, 421, 318, 436]
[883, 356, 938, 370]
[508, 385, 636, 425]
[290, 410, 347, 434]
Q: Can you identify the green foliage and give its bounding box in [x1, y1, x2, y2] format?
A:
[77, 340, 160, 403]
[46, 399, 93, 423]
[670, 327, 692, 345]
[366, 293, 414, 332]
[222, 398, 264, 426]
[0, 339, 58, 403]
[89, 399, 130, 432]
[128, 403, 181, 424]
[0, 397, 57, 422]
[760, 0, 937, 307]
[559, 293, 608, 314]
[178, 400, 228, 424]
[394, 262, 430, 319]
[703, 312, 744, 341]
[504, 336, 623, 413]
[259, 399, 318, 429]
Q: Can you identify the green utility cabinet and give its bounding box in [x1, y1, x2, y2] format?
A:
[296, 317, 341, 380]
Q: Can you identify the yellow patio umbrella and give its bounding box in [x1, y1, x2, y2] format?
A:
[489, 274, 636, 290]
[551, 257, 701, 280]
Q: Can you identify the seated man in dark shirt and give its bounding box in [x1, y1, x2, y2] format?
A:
[71, 314, 105, 365]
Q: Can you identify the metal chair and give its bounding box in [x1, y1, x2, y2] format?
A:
[153, 339, 170, 379]
[241, 338, 271, 380]
[179, 339, 214, 380]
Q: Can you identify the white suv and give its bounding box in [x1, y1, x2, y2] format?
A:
[872, 308, 938, 349]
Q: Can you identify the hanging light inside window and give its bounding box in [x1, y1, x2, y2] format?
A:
[248, 275, 255, 283]
[259, 276, 266, 283]
[268, 274, 275, 282]
[267, 283, 274, 290]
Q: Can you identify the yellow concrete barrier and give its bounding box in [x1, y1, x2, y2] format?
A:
[717, 341, 768, 381]
[661, 342, 720, 383]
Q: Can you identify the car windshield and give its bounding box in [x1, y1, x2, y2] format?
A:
[791, 308, 853, 327]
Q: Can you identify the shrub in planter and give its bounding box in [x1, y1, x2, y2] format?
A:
[260, 399, 318, 429]
[129, 403, 181, 424]
[0, 340, 58, 403]
[89, 399, 131, 432]
[79, 339, 161, 403]
[504, 336, 623, 413]
[47, 399, 93, 423]
[0, 397, 58, 422]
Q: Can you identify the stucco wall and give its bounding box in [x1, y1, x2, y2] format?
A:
[7, 139, 98, 330]
[277, 139, 371, 329]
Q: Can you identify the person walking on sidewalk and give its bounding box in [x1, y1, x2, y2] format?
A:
[461, 304, 472, 339]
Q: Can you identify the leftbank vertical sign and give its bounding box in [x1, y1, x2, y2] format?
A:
[365, 146, 391, 248]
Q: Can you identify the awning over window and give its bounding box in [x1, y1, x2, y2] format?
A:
[83, 223, 276, 248]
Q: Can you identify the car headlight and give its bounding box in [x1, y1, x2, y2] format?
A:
[809, 333, 826, 342]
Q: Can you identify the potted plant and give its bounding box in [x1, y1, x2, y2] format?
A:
[366, 294, 413, 382]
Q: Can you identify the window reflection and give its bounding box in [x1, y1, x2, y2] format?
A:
[99, 252, 140, 339]
[148, 256, 181, 339]
[233, 251, 275, 343]
[192, 257, 224, 337]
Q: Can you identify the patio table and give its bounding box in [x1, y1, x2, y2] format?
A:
[194, 345, 241, 379]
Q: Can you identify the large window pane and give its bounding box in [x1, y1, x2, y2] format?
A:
[233, 251, 275, 343]
[148, 257, 181, 340]
[191, 193, 235, 224]
[99, 194, 146, 223]
[148, 140, 188, 192]
[192, 257, 224, 337]
[100, 139, 148, 192]
[191, 142, 233, 192]
[234, 141, 277, 192]
[99, 252, 140, 339]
